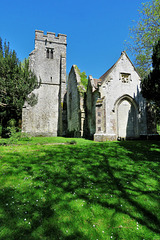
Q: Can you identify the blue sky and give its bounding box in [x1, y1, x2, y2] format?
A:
[0, 0, 148, 78]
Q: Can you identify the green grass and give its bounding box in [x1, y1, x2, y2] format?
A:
[0, 137, 160, 239]
[0, 136, 93, 146]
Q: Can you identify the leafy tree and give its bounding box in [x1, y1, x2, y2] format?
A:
[0, 38, 40, 131]
[127, 0, 160, 77]
[141, 39, 160, 120]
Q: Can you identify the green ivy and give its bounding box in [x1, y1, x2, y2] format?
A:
[75, 65, 88, 91]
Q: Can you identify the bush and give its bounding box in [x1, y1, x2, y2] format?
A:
[5, 119, 31, 144]
[20, 132, 31, 141]
[7, 126, 21, 144]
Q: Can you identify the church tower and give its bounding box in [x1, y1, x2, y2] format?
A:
[22, 30, 67, 136]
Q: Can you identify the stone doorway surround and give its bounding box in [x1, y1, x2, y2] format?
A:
[114, 95, 139, 139]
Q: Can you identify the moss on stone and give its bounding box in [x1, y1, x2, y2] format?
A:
[75, 65, 88, 92]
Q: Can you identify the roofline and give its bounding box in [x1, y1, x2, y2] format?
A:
[99, 51, 141, 83]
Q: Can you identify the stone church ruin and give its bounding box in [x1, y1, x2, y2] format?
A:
[22, 30, 156, 140]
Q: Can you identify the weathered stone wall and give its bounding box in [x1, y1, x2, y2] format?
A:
[86, 76, 100, 139]
[94, 52, 147, 141]
[67, 65, 85, 137]
[22, 85, 60, 136]
[22, 30, 67, 136]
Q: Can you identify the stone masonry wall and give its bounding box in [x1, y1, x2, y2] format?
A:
[86, 78, 100, 139]
[22, 30, 67, 136]
[94, 52, 147, 141]
[67, 65, 85, 137]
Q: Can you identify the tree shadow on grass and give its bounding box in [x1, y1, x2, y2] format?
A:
[0, 141, 160, 239]
[100, 154, 159, 233]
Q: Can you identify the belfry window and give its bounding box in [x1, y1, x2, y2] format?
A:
[46, 48, 54, 59]
[46, 49, 49, 58]
[50, 49, 53, 59]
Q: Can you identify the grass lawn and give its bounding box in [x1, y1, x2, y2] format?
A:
[0, 137, 159, 239]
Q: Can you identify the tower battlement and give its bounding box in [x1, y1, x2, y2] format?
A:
[35, 30, 67, 45]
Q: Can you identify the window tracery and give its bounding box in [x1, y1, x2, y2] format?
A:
[120, 73, 131, 83]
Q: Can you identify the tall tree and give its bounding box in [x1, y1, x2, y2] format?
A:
[141, 39, 160, 104]
[141, 39, 160, 122]
[127, 0, 160, 77]
[0, 38, 40, 129]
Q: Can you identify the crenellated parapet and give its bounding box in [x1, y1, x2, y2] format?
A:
[35, 30, 67, 45]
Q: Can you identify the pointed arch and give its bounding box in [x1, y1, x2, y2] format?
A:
[113, 95, 139, 139]
[113, 94, 139, 113]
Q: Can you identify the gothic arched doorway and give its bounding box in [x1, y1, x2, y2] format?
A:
[116, 95, 139, 139]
